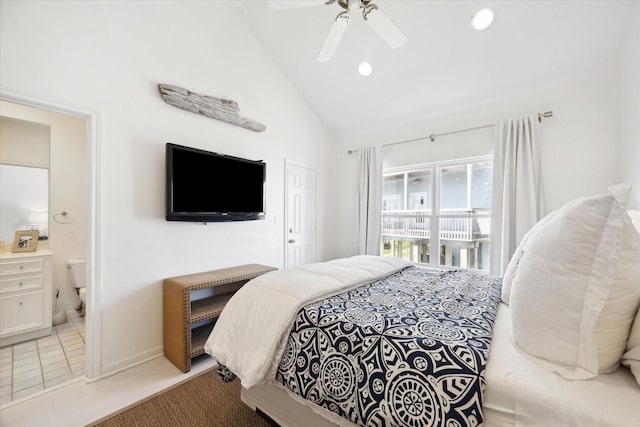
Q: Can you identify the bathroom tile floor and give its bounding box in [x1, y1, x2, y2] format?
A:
[0, 317, 85, 406]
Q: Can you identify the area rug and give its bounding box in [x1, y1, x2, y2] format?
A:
[89, 369, 271, 427]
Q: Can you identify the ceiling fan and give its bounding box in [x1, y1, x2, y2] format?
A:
[269, 0, 408, 62]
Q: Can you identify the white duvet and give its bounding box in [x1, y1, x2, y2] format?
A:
[204, 255, 412, 388]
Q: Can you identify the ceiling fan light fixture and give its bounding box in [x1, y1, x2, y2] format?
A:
[358, 62, 373, 76]
[363, 5, 407, 48]
[471, 8, 494, 31]
[311, 0, 407, 62]
[317, 11, 350, 62]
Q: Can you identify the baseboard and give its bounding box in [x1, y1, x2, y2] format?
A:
[97, 346, 164, 380]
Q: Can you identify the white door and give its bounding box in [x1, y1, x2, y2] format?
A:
[285, 161, 317, 268]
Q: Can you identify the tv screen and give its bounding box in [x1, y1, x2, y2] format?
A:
[166, 143, 266, 222]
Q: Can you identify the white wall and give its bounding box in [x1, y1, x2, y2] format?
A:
[383, 126, 495, 169]
[617, 3, 640, 209]
[0, 1, 339, 375]
[335, 70, 620, 258]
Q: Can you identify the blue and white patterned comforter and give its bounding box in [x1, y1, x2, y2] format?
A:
[275, 266, 502, 427]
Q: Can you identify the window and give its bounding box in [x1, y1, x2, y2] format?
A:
[381, 156, 492, 271]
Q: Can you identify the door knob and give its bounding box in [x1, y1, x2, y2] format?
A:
[288, 239, 296, 244]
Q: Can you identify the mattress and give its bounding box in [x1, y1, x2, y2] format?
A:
[483, 303, 640, 427]
[242, 302, 640, 427]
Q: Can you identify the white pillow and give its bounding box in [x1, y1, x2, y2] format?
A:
[501, 210, 559, 304]
[622, 210, 640, 385]
[594, 209, 640, 372]
[510, 183, 640, 379]
[622, 309, 640, 386]
[500, 236, 526, 304]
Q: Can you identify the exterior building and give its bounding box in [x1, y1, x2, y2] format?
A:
[382, 157, 492, 271]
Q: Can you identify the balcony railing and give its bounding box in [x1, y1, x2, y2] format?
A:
[381, 209, 490, 242]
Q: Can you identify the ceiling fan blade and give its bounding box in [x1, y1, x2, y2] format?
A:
[364, 7, 407, 49]
[317, 13, 349, 62]
[267, 0, 326, 11]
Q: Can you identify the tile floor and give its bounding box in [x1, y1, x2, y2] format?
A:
[0, 318, 85, 406]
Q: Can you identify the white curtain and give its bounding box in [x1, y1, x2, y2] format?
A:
[490, 116, 545, 275]
[356, 146, 383, 255]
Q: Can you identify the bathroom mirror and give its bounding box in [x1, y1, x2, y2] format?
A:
[0, 115, 51, 245]
[0, 163, 49, 241]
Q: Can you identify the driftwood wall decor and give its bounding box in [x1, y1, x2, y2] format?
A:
[158, 84, 266, 132]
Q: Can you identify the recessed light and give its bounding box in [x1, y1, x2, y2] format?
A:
[358, 62, 373, 77]
[471, 8, 494, 31]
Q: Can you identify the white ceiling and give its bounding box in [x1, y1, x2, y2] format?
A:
[234, 0, 635, 137]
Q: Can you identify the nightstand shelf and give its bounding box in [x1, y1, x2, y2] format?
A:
[190, 323, 215, 358]
[163, 263, 276, 372]
[190, 293, 234, 323]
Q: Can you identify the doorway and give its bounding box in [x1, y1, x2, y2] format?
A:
[284, 161, 317, 268]
[0, 93, 99, 406]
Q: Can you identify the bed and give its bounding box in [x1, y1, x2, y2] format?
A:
[205, 186, 640, 427]
[239, 303, 640, 427]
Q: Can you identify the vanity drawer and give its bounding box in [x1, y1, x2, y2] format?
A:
[0, 291, 44, 336]
[0, 275, 43, 293]
[0, 259, 44, 276]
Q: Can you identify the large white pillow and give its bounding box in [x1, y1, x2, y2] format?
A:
[622, 210, 640, 385]
[501, 210, 558, 304]
[594, 209, 640, 372]
[500, 236, 526, 304]
[510, 183, 640, 379]
[622, 310, 640, 386]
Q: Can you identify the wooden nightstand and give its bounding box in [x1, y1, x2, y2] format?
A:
[163, 264, 276, 372]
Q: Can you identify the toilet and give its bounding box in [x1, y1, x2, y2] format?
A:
[67, 258, 87, 314]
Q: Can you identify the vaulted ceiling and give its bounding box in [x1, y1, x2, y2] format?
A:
[234, 0, 634, 137]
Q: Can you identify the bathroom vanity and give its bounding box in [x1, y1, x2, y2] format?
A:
[0, 249, 53, 347]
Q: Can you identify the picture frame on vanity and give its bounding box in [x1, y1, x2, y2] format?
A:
[12, 230, 39, 253]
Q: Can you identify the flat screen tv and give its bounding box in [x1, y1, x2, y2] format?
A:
[166, 143, 266, 222]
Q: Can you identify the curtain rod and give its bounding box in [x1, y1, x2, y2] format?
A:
[346, 110, 553, 154]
